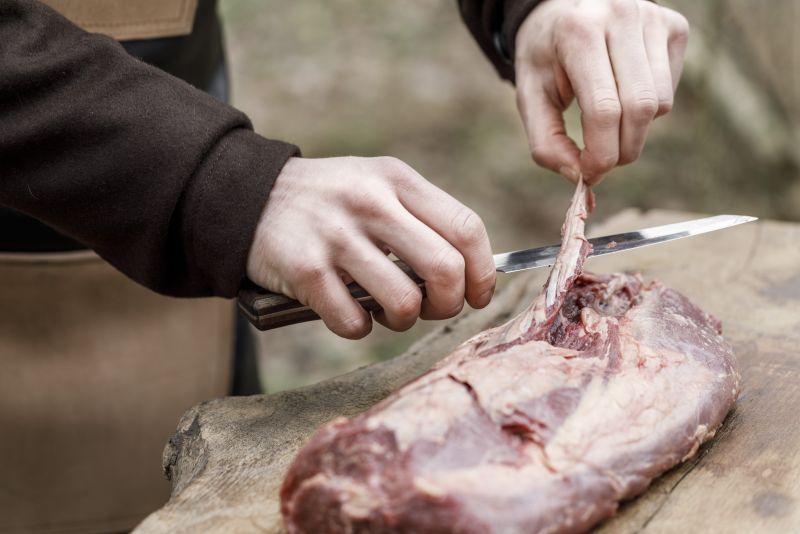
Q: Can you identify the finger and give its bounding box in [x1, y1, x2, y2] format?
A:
[294, 266, 372, 339]
[337, 239, 422, 331]
[665, 10, 690, 92]
[400, 188, 496, 314]
[385, 168, 496, 311]
[366, 201, 468, 320]
[516, 64, 581, 180]
[607, 3, 658, 166]
[557, 16, 621, 185]
[643, 24, 675, 117]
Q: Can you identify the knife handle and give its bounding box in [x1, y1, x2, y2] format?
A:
[237, 261, 426, 331]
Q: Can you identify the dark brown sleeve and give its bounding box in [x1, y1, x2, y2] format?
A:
[0, 0, 300, 298]
[457, 0, 542, 83]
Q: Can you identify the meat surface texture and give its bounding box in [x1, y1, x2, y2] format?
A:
[280, 181, 740, 534]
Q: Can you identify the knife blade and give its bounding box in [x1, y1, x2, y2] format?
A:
[238, 214, 757, 330]
[495, 214, 757, 273]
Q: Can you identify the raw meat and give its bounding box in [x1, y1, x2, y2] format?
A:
[280, 180, 740, 534]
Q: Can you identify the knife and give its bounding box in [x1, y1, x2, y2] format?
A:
[238, 214, 757, 331]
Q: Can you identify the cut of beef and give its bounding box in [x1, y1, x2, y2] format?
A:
[280, 181, 740, 534]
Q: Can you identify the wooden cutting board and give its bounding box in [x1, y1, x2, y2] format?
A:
[134, 209, 800, 533]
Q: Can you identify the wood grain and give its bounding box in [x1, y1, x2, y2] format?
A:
[134, 210, 800, 533]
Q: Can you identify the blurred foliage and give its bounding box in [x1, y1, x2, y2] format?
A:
[218, 0, 800, 392]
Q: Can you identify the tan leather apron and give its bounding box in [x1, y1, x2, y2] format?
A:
[0, 251, 232, 533]
[40, 0, 199, 41]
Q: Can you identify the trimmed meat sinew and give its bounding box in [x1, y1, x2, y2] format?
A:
[280, 181, 740, 534]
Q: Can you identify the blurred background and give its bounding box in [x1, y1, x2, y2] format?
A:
[217, 0, 800, 392]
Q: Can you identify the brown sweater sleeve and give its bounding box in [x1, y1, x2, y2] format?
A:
[457, 0, 543, 83]
[0, 0, 300, 298]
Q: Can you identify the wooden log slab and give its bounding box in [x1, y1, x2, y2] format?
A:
[135, 210, 800, 533]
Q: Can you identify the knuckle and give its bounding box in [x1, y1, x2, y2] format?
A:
[598, 153, 619, 171]
[669, 13, 690, 41]
[343, 186, 388, 219]
[392, 285, 423, 320]
[375, 155, 402, 169]
[610, 0, 638, 18]
[626, 93, 659, 123]
[530, 144, 556, 169]
[342, 156, 370, 176]
[374, 156, 413, 183]
[557, 12, 600, 42]
[588, 94, 622, 126]
[653, 79, 674, 115]
[428, 246, 465, 283]
[588, 152, 619, 174]
[357, 194, 385, 219]
[657, 96, 674, 115]
[326, 228, 351, 255]
[293, 259, 327, 288]
[451, 207, 485, 246]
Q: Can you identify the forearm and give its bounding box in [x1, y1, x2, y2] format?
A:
[0, 0, 299, 298]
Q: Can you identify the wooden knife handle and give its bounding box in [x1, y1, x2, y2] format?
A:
[237, 261, 426, 331]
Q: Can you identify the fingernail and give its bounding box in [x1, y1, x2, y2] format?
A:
[559, 166, 580, 183]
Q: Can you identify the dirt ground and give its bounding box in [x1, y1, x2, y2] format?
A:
[218, 0, 800, 392]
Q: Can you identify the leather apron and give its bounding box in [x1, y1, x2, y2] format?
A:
[40, 0, 199, 41]
[0, 3, 236, 533]
[0, 251, 233, 533]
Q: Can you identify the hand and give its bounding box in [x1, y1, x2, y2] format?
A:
[246, 156, 496, 339]
[514, 0, 689, 185]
